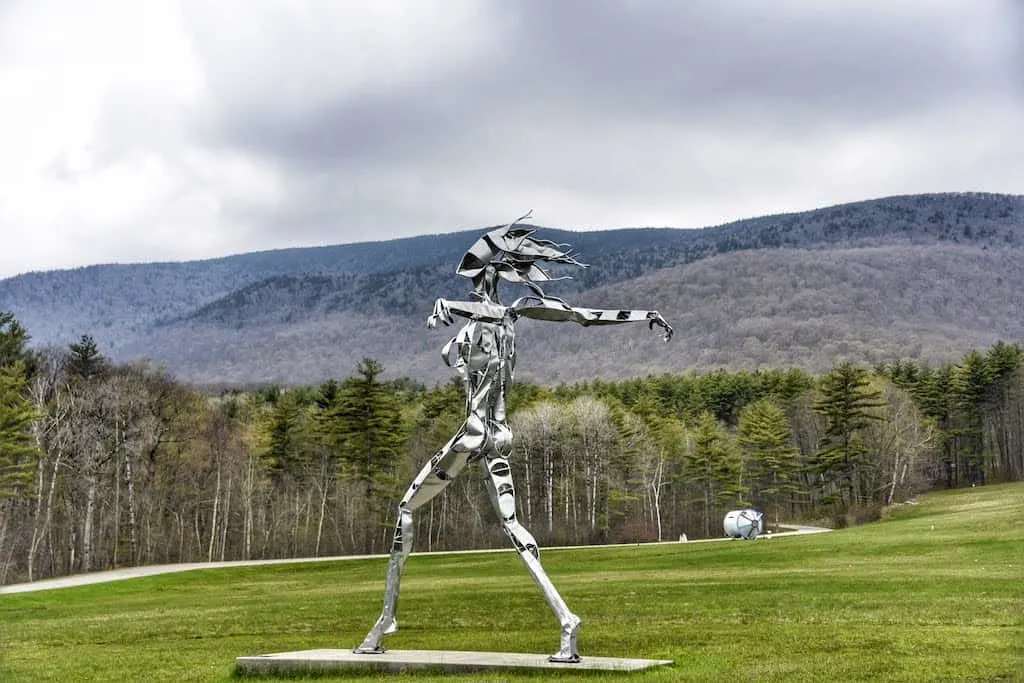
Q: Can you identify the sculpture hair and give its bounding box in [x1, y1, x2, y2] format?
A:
[456, 210, 588, 297]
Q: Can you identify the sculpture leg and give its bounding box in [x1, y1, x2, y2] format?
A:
[354, 437, 472, 654]
[353, 507, 411, 653]
[481, 455, 582, 663]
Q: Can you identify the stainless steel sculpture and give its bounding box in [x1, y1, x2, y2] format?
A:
[723, 509, 765, 540]
[354, 212, 673, 663]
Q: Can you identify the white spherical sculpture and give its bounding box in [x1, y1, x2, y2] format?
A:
[723, 509, 764, 540]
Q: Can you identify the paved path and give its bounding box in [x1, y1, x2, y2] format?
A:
[0, 525, 829, 595]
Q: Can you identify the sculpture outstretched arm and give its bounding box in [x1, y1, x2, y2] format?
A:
[427, 298, 507, 327]
[512, 296, 673, 341]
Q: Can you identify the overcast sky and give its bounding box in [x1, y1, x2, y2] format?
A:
[0, 1, 1021, 279]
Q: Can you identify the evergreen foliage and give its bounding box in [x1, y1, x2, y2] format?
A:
[685, 411, 745, 536]
[0, 313, 39, 502]
[952, 350, 991, 484]
[67, 334, 106, 381]
[738, 397, 805, 525]
[881, 342, 1024, 486]
[0, 312, 32, 369]
[0, 362, 39, 500]
[261, 389, 309, 481]
[814, 363, 886, 506]
[332, 359, 404, 501]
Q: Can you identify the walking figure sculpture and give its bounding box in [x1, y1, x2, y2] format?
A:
[354, 212, 673, 662]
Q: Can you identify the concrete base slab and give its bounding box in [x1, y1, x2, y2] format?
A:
[236, 649, 673, 676]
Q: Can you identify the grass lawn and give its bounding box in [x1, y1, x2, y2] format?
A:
[1, 483, 1021, 682]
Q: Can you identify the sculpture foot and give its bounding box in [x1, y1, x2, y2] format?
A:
[352, 616, 397, 654]
[548, 614, 582, 663]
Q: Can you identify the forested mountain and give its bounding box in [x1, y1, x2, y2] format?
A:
[4, 193, 1024, 588]
[2, 192, 1022, 384]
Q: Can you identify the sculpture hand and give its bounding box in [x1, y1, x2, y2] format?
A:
[647, 311, 673, 342]
[427, 298, 454, 328]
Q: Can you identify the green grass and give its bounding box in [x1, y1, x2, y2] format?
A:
[2, 484, 1022, 682]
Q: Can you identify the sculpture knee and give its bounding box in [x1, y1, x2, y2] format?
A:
[491, 422, 513, 458]
[458, 414, 487, 452]
[503, 520, 539, 559]
[390, 506, 413, 557]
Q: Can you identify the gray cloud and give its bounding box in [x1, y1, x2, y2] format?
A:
[178, 1, 1021, 248]
[198, 1, 1020, 165]
[1, 0, 1022, 277]
[517, 1, 1016, 114]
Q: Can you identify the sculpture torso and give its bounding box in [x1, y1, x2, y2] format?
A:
[443, 310, 516, 456]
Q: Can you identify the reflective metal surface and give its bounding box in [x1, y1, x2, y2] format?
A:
[723, 509, 765, 540]
[355, 213, 672, 662]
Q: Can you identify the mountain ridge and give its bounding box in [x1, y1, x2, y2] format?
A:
[2, 192, 1023, 384]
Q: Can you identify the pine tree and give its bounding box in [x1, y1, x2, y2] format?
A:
[814, 363, 885, 507]
[308, 380, 342, 557]
[67, 334, 106, 381]
[982, 342, 1024, 482]
[0, 312, 31, 368]
[738, 397, 804, 526]
[328, 359, 405, 553]
[0, 313, 39, 502]
[0, 362, 40, 500]
[263, 390, 308, 482]
[911, 364, 957, 487]
[952, 350, 998, 485]
[332, 359, 404, 500]
[984, 341, 1022, 380]
[685, 411, 745, 537]
[310, 380, 342, 460]
[906, 344, 1024, 488]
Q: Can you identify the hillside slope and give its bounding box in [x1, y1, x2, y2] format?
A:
[2, 192, 1023, 384]
[117, 244, 1024, 385]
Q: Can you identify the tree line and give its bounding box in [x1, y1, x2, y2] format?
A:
[1, 310, 1022, 585]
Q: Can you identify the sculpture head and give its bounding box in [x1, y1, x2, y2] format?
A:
[457, 211, 587, 302]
